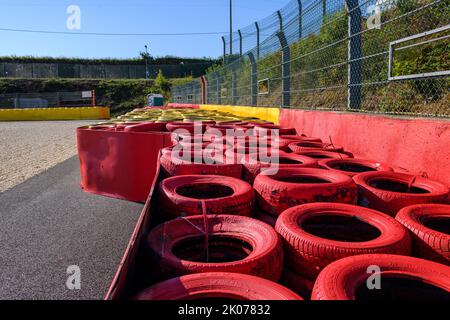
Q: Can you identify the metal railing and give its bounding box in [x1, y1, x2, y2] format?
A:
[172, 0, 450, 118]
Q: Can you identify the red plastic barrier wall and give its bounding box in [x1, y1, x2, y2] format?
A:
[77, 128, 173, 202]
[279, 109, 450, 186]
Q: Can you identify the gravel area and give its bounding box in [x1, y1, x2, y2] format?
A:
[0, 121, 92, 192]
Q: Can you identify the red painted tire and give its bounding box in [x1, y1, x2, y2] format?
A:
[254, 125, 297, 137]
[160, 152, 242, 178]
[247, 121, 274, 126]
[223, 135, 271, 144]
[243, 153, 318, 185]
[254, 168, 357, 216]
[255, 211, 278, 227]
[161, 144, 223, 161]
[396, 204, 450, 264]
[177, 133, 221, 143]
[236, 124, 255, 130]
[353, 171, 449, 216]
[319, 158, 393, 177]
[311, 254, 450, 300]
[279, 128, 297, 135]
[235, 139, 272, 150]
[224, 146, 285, 166]
[134, 272, 302, 300]
[183, 120, 216, 125]
[295, 150, 352, 160]
[275, 203, 411, 279]
[124, 122, 167, 132]
[280, 268, 315, 299]
[206, 124, 237, 135]
[159, 175, 253, 218]
[161, 146, 175, 157]
[178, 140, 213, 149]
[276, 135, 322, 150]
[177, 140, 229, 152]
[288, 141, 344, 153]
[166, 122, 207, 134]
[147, 215, 283, 281]
[218, 121, 248, 125]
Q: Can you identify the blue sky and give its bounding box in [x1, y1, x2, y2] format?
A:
[0, 0, 289, 59]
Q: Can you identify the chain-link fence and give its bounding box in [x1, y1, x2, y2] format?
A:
[0, 91, 95, 109]
[172, 0, 449, 118]
[0, 61, 215, 79]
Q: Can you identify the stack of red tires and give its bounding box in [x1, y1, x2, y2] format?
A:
[134, 117, 450, 301]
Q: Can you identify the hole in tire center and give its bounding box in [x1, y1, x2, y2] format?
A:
[369, 178, 430, 194]
[330, 162, 377, 173]
[304, 153, 334, 159]
[278, 157, 303, 165]
[302, 214, 381, 242]
[176, 183, 234, 199]
[355, 276, 450, 300]
[422, 216, 450, 235]
[295, 142, 322, 148]
[172, 235, 253, 263]
[276, 175, 331, 184]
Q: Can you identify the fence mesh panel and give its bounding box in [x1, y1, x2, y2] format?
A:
[173, 0, 449, 118]
[0, 61, 215, 79]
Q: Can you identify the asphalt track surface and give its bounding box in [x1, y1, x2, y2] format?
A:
[0, 156, 143, 300]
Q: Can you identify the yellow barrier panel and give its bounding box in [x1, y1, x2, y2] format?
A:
[0, 107, 110, 121]
[200, 104, 280, 124]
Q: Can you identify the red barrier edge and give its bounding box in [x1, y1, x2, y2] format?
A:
[103, 152, 162, 300]
[166, 103, 200, 109]
[76, 127, 173, 203]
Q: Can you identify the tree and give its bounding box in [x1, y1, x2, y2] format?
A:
[139, 51, 153, 62]
[155, 69, 171, 93]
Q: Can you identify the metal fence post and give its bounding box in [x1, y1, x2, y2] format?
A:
[277, 10, 283, 32]
[222, 36, 227, 65]
[232, 68, 238, 105]
[297, 0, 302, 40]
[248, 52, 258, 106]
[217, 75, 222, 105]
[238, 30, 243, 56]
[255, 22, 260, 60]
[277, 31, 291, 108]
[346, 0, 362, 109]
[322, 0, 327, 22]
